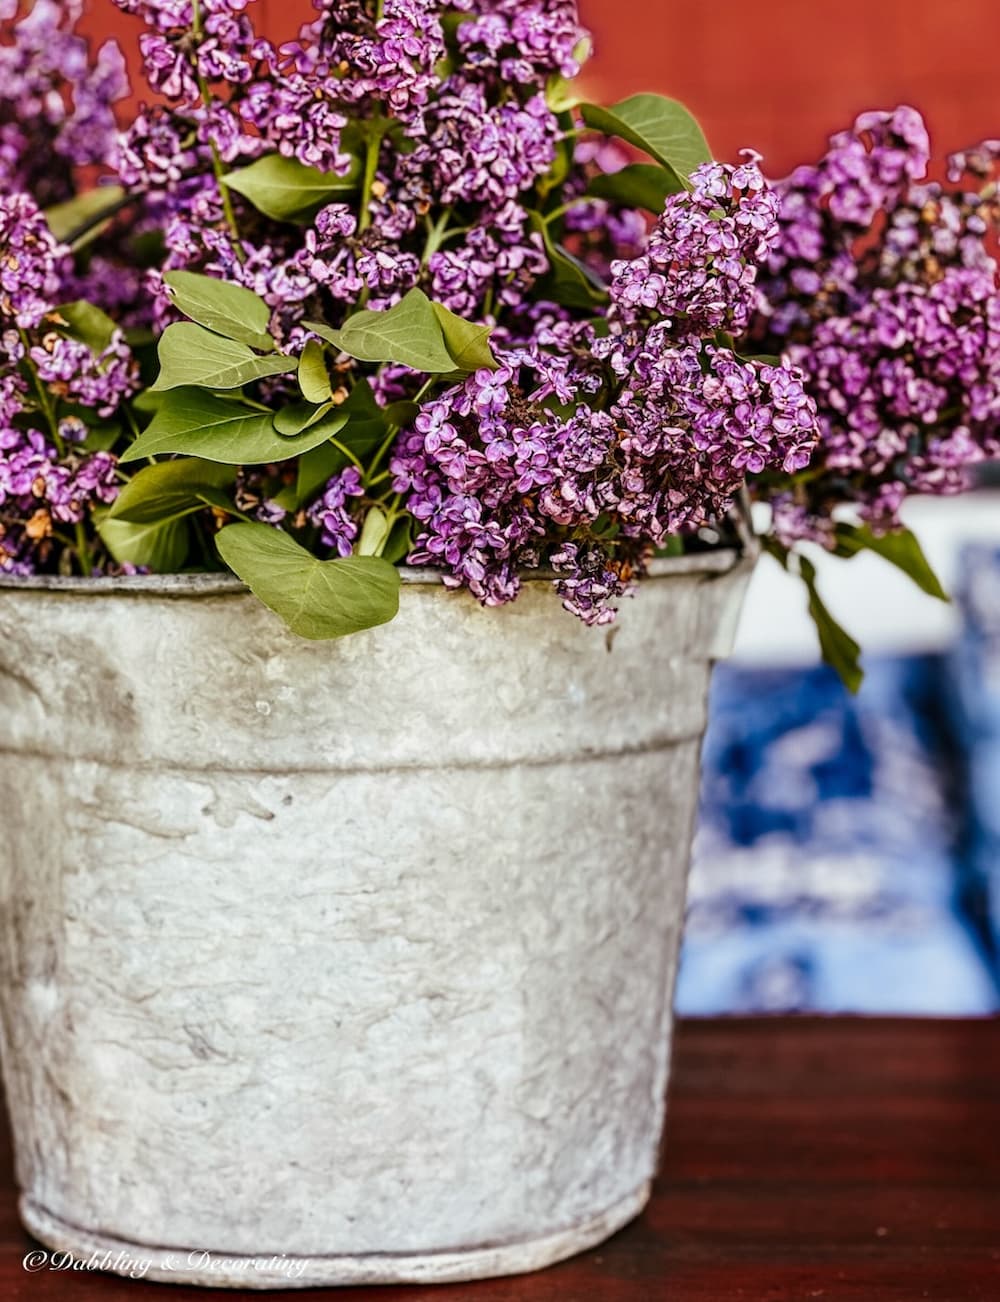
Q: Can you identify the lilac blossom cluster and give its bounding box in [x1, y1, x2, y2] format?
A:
[1, 0, 826, 630]
[611, 155, 780, 338]
[391, 162, 818, 622]
[750, 107, 1000, 546]
[0, 189, 137, 574]
[110, 0, 581, 335]
[0, 0, 127, 204]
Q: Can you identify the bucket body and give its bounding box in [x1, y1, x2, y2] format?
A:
[0, 554, 750, 1288]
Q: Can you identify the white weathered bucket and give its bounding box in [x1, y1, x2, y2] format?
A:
[0, 551, 751, 1289]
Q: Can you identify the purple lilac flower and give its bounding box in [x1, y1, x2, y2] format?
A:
[240, 0, 444, 171]
[750, 107, 1000, 541]
[0, 1, 127, 204]
[234, 467, 291, 526]
[116, 108, 205, 188]
[0, 424, 120, 572]
[2, 0, 827, 616]
[30, 332, 140, 419]
[611, 155, 779, 339]
[428, 204, 549, 317]
[392, 337, 818, 620]
[452, 0, 587, 85]
[0, 194, 70, 330]
[550, 542, 635, 626]
[404, 85, 559, 210]
[0, 187, 137, 575]
[308, 468, 365, 557]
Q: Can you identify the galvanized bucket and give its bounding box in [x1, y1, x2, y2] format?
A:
[0, 551, 752, 1289]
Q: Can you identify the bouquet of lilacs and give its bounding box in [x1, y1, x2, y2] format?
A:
[748, 107, 1000, 687]
[0, 0, 823, 640]
[0, 3, 995, 682]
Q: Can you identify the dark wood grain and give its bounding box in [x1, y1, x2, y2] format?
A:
[3, 1018, 999, 1300]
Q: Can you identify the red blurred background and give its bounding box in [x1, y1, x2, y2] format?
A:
[77, 0, 1000, 176]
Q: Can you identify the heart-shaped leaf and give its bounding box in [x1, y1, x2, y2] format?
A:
[151, 323, 294, 392]
[274, 400, 337, 437]
[45, 185, 126, 246]
[586, 162, 684, 212]
[833, 523, 949, 601]
[800, 556, 864, 694]
[80, 421, 122, 453]
[224, 154, 360, 223]
[109, 457, 237, 524]
[529, 213, 608, 308]
[430, 302, 498, 372]
[358, 506, 391, 557]
[120, 389, 348, 465]
[163, 271, 275, 351]
[307, 289, 458, 374]
[580, 95, 711, 189]
[216, 522, 400, 639]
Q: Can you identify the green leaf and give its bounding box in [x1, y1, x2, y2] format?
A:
[341, 376, 383, 420]
[383, 400, 420, 428]
[586, 163, 683, 212]
[80, 421, 122, 453]
[800, 557, 864, 694]
[298, 339, 333, 403]
[736, 351, 783, 366]
[654, 536, 685, 559]
[47, 301, 118, 355]
[109, 458, 237, 524]
[358, 506, 391, 557]
[833, 523, 949, 602]
[306, 289, 458, 374]
[120, 389, 348, 465]
[545, 74, 582, 114]
[151, 323, 295, 392]
[223, 154, 360, 223]
[163, 271, 275, 352]
[430, 302, 498, 372]
[381, 515, 414, 565]
[580, 94, 712, 189]
[274, 399, 336, 437]
[98, 514, 191, 572]
[44, 185, 126, 246]
[216, 523, 400, 640]
[528, 212, 608, 308]
[293, 381, 399, 503]
[536, 137, 573, 200]
[133, 390, 165, 416]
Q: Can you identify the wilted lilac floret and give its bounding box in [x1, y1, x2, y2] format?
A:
[550, 542, 635, 626]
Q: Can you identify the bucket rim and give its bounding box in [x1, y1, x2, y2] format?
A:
[0, 548, 745, 597]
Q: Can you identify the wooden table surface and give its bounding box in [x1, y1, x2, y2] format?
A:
[2, 1018, 998, 1300]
